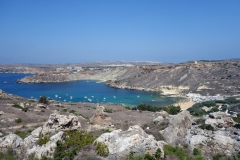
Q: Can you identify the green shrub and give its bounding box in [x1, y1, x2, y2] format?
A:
[15, 118, 22, 123]
[39, 95, 49, 104]
[104, 108, 113, 113]
[54, 130, 95, 159]
[212, 153, 227, 160]
[95, 142, 109, 157]
[125, 151, 144, 160]
[63, 109, 67, 112]
[183, 144, 189, 148]
[69, 110, 75, 114]
[164, 105, 181, 115]
[14, 130, 31, 139]
[232, 117, 240, 123]
[154, 148, 162, 160]
[125, 106, 131, 110]
[193, 148, 201, 156]
[144, 152, 156, 160]
[0, 148, 17, 160]
[38, 134, 50, 146]
[199, 124, 214, 131]
[233, 124, 240, 129]
[164, 145, 187, 160]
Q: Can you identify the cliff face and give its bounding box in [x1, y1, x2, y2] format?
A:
[19, 60, 240, 96]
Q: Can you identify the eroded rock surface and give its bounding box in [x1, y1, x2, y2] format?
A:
[162, 110, 192, 145]
[90, 105, 112, 125]
[95, 125, 166, 160]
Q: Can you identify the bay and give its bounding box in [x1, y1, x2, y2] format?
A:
[0, 73, 180, 106]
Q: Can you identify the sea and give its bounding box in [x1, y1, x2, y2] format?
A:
[0, 73, 180, 106]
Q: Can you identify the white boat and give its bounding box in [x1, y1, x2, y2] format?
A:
[4, 81, 7, 84]
[137, 95, 140, 98]
[113, 96, 116, 98]
[88, 98, 92, 102]
[84, 96, 87, 98]
[70, 96, 73, 99]
[55, 95, 58, 98]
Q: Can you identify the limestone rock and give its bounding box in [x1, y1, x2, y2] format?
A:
[90, 105, 112, 125]
[94, 125, 166, 160]
[42, 113, 81, 133]
[206, 112, 235, 128]
[27, 131, 64, 159]
[0, 110, 4, 115]
[0, 134, 23, 151]
[162, 110, 192, 145]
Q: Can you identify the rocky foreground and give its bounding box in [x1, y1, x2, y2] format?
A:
[0, 94, 239, 159]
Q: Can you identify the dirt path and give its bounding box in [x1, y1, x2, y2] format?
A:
[0, 122, 45, 131]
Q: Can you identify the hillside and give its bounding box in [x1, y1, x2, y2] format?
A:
[16, 60, 240, 96]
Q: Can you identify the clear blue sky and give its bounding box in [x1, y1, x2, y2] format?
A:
[0, 0, 240, 64]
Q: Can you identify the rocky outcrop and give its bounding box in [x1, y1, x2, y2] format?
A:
[0, 113, 82, 159]
[205, 112, 236, 128]
[187, 125, 240, 156]
[43, 113, 81, 132]
[162, 110, 192, 145]
[94, 125, 166, 160]
[90, 105, 112, 125]
[24, 113, 81, 149]
[27, 131, 64, 159]
[0, 134, 23, 152]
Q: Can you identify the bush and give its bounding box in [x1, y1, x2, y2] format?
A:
[233, 124, 240, 129]
[125, 106, 131, 110]
[199, 124, 214, 131]
[69, 110, 75, 114]
[164, 145, 187, 160]
[95, 142, 109, 157]
[39, 95, 49, 104]
[38, 134, 50, 146]
[15, 118, 22, 123]
[183, 144, 189, 148]
[0, 148, 17, 160]
[54, 130, 95, 159]
[104, 108, 113, 113]
[193, 148, 201, 156]
[164, 105, 181, 115]
[14, 130, 31, 139]
[212, 153, 227, 160]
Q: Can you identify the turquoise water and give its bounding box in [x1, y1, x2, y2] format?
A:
[0, 73, 179, 106]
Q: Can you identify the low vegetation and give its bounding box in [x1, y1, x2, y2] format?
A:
[14, 130, 32, 139]
[132, 104, 181, 115]
[54, 130, 96, 159]
[12, 104, 28, 112]
[15, 118, 22, 123]
[37, 134, 50, 146]
[103, 108, 113, 113]
[95, 142, 109, 157]
[125, 148, 162, 160]
[39, 95, 49, 104]
[188, 97, 240, 116]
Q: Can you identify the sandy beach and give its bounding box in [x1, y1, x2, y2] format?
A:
[174, 99, 195, 110]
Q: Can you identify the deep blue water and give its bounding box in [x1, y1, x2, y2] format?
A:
[0, 73, 180, 106]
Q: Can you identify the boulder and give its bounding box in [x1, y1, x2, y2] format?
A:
[0, 134, 23, 152]
[27, 131, 64, 159]
[206, 112, 235, 128]
[94, 125, 166, 160]
[24, 114, 81, 149]
[0, 111, 4, 115]
[90, 105, 112, 125]
[162, 110, 192, 145]
[42, 113, 81, 133]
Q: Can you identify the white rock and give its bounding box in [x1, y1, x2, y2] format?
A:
[95, 125, 165, 159]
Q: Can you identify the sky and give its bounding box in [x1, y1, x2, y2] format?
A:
[0, 0, 240, 64]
